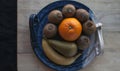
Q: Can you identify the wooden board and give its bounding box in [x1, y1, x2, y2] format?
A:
[18, 0, 120, 71]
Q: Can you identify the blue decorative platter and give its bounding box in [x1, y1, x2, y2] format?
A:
[29, 0, 99, 71]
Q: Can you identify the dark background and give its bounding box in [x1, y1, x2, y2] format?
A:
[0, 0, 17, 71]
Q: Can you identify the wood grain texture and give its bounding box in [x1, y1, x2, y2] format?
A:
[18, 53, 54, 71]
[18, 0, 120, 71]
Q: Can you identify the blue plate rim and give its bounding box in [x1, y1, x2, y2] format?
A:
[29, 0, 97, 71]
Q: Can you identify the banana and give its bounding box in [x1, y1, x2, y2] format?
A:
[42, 39, 81, 65]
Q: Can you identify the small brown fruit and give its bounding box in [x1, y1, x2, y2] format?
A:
[43, 23, 57, 38]
[77, 35, 90, 50]
[62, 4, 76, 17]
[48, 10, 63, 24]
[83, 20, 96, 35]
[75, 9, 89, 23]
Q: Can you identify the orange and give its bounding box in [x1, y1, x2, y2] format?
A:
[58, 18, 82, 41]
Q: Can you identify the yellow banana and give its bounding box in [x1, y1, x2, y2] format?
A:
[42, 39, 81, 65]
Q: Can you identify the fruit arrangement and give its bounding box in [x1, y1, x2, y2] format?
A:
[42, 4, 96, 65]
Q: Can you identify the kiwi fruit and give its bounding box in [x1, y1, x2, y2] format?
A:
[77, 35, 90, 50]
[62, 4, 76, 17]
[48, 10, 63, 24]
[43, 23, 57, 38]
[75, 9, 89, 23]
[82, 20, 96, 35]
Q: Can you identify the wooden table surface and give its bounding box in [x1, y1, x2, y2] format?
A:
[18, 0, 120, 71]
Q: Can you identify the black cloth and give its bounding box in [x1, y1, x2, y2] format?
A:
[0, 0, 17, 71]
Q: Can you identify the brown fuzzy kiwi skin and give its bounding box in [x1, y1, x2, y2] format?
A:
[82, 20, 96, 35]
[48, 10, 63, 24]
[77, 35, 90, 50]
[62, 4, 76, 18]
[75, 9, 89, 23]
[43, 23, 57, 38]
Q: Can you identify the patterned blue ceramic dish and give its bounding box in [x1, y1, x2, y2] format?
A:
[29, 0, 104, 71]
